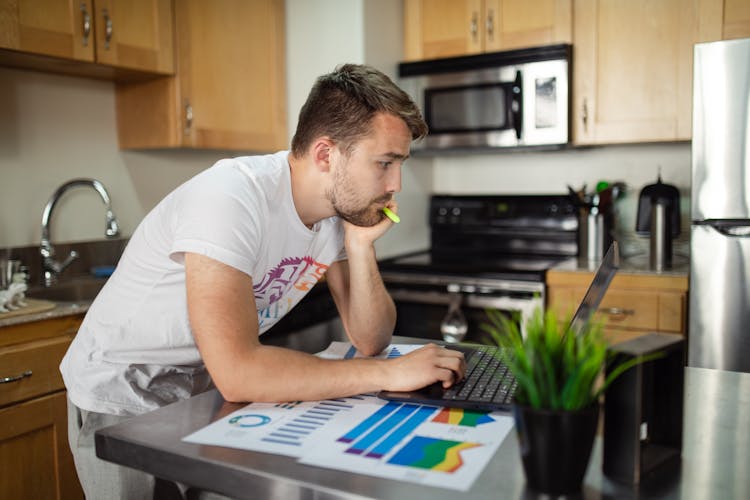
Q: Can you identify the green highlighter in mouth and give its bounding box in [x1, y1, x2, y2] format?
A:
[383, 207, 400, 223]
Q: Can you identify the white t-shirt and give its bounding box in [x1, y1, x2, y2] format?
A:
[60, 151, 345, 416]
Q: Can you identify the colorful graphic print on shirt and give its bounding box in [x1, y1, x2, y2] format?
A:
[255, 256, 328, 328]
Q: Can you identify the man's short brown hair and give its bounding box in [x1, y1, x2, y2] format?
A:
[291, 64, 427, 156]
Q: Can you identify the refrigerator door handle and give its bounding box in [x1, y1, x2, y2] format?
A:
[695, 220, 750, 237]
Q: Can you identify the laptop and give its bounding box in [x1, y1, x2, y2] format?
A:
[378, 241, 620, 412]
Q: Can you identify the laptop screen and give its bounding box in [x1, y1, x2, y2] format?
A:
[568, 241, 620, 334]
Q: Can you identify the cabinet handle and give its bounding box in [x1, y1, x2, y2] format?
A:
[80, 2, 91, 47]
[582, 98, 589, 133]
[470, 12, 479, 42]
[1, 370, 33, 384]
[184, 100, 193, 135]
[103, 8, 113, 49]
[486, 9, 495, 41]
[600, 307, 635, 318]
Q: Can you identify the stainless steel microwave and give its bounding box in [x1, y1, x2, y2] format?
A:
[398, 44, 571, 151]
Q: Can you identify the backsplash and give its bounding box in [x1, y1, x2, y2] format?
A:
[2, 238, 128, 287]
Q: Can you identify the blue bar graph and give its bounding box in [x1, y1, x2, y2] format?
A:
[366, 405, 437, 458]
[345, 404, 420, 455]
[337, 401, 401, 444]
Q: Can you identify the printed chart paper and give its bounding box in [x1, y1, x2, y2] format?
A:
[182, 342, 514, 491]
[182, 395, 383, 458]
[298, 400, 513, 490]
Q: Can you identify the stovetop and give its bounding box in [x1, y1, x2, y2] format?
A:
[379, 194, 580, 284]
[379, 250, 576, 283]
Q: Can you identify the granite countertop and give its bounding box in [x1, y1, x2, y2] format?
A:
[552, 253, 689, 277]
[0, 300, 90, 328]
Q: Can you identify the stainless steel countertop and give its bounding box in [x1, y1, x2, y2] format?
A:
[95, 339, 749, 499]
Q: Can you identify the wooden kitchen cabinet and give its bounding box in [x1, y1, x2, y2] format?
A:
[722, 0, 750, 39]
[0, 0, 173, 78]
[0, 314, 84, 500]
[546, 269, 688, 346]
[572, 0, 724, 145]
[115, 0, 287, 151]
[403, 0, 572, 61]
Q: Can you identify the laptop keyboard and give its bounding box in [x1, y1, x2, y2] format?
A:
[443, 345, 518, 406]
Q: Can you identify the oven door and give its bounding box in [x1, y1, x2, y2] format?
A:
[386, 279, 544, 343]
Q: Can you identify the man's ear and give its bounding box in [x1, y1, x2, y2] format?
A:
[312, 138, 335, 172]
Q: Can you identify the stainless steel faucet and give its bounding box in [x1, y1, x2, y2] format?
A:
[40, 178, 120, 286]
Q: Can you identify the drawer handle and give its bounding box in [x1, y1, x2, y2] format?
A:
[0, 370, 33, 384]
[600, 307, 635, 317]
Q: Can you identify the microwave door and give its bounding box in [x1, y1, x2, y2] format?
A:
[422, 79, 522, 149]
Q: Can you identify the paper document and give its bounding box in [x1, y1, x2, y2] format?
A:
[182, 342, 514, 491]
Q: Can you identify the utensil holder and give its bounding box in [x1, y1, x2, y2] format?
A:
[579, 212, 611, 261]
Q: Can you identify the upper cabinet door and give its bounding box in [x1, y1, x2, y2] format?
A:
[483, 0, 571, 53]
[177, 0, 286, 150]
[403, 0, 572, 61]
[116, 0, 287, 152]
[0, 0, 95, 61]
[93, 0, 174, 74]
[572, 0, 721, 145]
[404, 0, 484, 60]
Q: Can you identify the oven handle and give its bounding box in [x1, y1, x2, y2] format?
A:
[388, 289, 544, 310]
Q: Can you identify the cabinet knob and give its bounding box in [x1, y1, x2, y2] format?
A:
[470, 12, 479, 42]
[80, 2, 91, 47]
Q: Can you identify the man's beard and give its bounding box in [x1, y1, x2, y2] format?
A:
[330, 190, 389, 227]
[327, 164, 389, 227]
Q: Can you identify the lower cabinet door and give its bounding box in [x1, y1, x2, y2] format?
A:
[0, 391, 83, 499]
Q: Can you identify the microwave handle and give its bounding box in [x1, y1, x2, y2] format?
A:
[511, 70, 523, 139]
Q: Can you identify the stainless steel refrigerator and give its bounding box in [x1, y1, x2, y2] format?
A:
[689, 38, 750, 373]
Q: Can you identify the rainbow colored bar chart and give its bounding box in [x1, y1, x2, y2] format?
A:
[300, 398, 513, 491]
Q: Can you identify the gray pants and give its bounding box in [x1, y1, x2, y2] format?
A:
[67, 398, 231, 500]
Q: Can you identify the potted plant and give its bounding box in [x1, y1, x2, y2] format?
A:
[481, 307, 655, 495]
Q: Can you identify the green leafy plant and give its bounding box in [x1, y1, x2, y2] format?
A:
[481, 307, 658, 410]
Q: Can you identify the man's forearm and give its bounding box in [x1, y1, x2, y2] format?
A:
[342, 244, 395, 356]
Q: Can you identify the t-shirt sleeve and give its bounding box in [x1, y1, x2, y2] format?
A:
[169, 160, 263, 277]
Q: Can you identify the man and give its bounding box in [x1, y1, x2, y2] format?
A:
[61, 64, 465, 498]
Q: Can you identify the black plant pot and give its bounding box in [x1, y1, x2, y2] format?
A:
[513, 403, 600, 495]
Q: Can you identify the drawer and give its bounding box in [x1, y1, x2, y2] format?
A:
[0, 334, 73, 407]
[547, 288, 686, 334]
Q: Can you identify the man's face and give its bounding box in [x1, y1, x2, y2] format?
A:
[327, 113, 412, 227]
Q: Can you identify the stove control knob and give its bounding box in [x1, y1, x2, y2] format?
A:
[451, 207, 461, 216]
[438, 207, 448, 216]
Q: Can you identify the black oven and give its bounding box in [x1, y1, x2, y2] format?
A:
[380, 195, 578, 343]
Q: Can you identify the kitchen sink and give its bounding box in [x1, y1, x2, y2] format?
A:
[26, 277, 108, 303]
